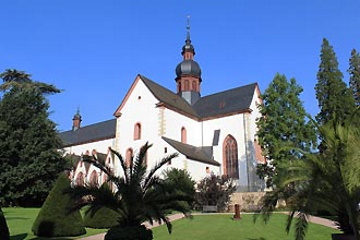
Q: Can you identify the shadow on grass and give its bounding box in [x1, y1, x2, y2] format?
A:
[29, 238, 73, 240]
[10, 233, 28, 240]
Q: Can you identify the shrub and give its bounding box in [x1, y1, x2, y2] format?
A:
[163, 168, 196, 210]
[196, 174, 236, 212]
[0, 208, 10, 240]
[105, 225, 153, 240]
[32, 173, 86, 237]
[83, 206, 121, 229]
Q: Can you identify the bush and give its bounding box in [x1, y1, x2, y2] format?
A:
[105, 225, 153, 240]
[83, 206, 121, 229]
[196, 174, 236, 212]
[0, 208, 9, 240]
[32, 173, 86, 237]
[163, 168, 196, 209]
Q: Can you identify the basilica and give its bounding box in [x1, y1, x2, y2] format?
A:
[59, 27, 265, 192]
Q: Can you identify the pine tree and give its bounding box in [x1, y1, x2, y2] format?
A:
[0, 69, 67, 207]
[315, 38, 355, 125]
[256, 73, 316, 188]
[32, 173, 86, 237]
[348, 49, 360, 106]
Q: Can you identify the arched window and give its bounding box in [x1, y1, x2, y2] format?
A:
[184, 80, 189, 91]
[89, 170, 99, 187]
[181, 127, 187, 143]
[75, 172, 85, 186]
[223, 135, 239, 179]
[126, 148, 133, 167]
[192, 80, 197, 91]
[134, 123, 141, 140]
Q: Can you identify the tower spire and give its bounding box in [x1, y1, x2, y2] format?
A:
[186, 15, 191, 42]
[175, 16, 202, 105]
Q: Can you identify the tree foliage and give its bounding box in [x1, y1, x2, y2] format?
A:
[162, 168, 196, 210]
[196, 174, 236, 212]
[315, 38, 355, 125]
[66, 143, 193, 240]
[256, 73, 316, 188]
[349, 49, 360, 107]
[32, 173, 86, 237]
[255, 114, 360, 240]
[0, 69, 66, 207]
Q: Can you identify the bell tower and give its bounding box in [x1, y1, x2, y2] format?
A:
[175, 16, 202, 105]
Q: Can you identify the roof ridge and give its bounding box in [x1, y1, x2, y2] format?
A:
[200, 82, 258, 100]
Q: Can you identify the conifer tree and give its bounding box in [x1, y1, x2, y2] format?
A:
[315, 38, 355, 125]
[32, 173, 86, 237]
[0, 69, 67, 207]
[256, 73, 316, 188]
[348, 49, 360, 106]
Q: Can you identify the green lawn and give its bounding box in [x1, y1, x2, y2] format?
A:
[4, 208, 341, 240]
[3, 208, 106, 240]
[152, 214, 341, 240]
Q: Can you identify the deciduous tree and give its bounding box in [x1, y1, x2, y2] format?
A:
[256, 73, 316, 188]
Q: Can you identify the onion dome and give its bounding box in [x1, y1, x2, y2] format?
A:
[176, 60, 202, 78]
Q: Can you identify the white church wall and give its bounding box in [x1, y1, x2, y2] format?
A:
[201, 113, 250, 189]
[115, 79, 170, 172]
[162, 107, 202, 145]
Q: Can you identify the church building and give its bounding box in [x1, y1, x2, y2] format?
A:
[59, 26, 265, 192]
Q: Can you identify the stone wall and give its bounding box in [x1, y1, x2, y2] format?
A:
[228, 192, 266, 212]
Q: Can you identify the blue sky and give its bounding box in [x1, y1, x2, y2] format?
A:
[1, 1, 359, 131]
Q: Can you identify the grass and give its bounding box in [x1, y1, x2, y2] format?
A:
[4, 208, 341, 240]
[3, 208, 106, 240]
[152, 214, 341, 240]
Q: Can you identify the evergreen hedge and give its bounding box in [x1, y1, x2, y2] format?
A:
[105, 225, 153, 240]
[0, 208, 10, 240]
[83, 206, 121, 229]
[32, 173, 86, 237]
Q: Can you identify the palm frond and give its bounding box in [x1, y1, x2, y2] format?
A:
[109, 148, 129, 183]
[294, 212, 308, 240]
[144, 152, 178, 190]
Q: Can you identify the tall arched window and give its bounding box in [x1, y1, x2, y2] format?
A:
[181, 127, 187, 143]
[126, 148, 133, 167]
[223, 135, 239, 179]
[89, 170, 99, 187]
[75, 172, 84, 186]
[134, 123, 141, 140]
[192, 80, 196, 91]
[184, 80, 189, 90]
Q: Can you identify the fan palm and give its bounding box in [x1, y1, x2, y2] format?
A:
[256, 114, 360, 240]
[66, 142, 192, 239]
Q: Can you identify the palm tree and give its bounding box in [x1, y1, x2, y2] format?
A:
[256, 114, 360, 240]
[66, 143, 192, 240]
[0, 69, 60, 94]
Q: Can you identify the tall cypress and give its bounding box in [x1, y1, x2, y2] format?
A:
[315, 38, 355, 125]
[348, 49, 360, 107]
